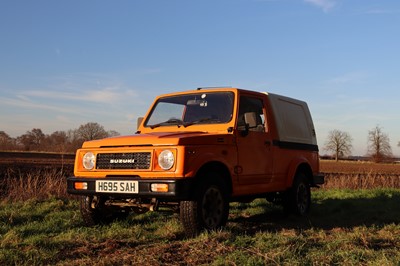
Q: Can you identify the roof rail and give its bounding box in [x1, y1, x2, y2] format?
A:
[197, 86, 232, 90]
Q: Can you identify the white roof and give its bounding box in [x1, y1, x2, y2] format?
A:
[264, 92, 317, 145]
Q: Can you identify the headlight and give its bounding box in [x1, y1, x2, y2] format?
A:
[158, 150, 174, 170]
[82, 152, 96, 170]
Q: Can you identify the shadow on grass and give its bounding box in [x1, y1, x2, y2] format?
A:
[228, 190, 400, 234]
[59, 190, 400, 240]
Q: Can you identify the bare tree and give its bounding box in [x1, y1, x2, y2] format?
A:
[4, 123, 120, 153]
[0, 131, 16, 150]
[367, 125, 392, 162]
[66, 129, 84, 152]
[17, 128, 46, 151]
[47, 131, 69, 152]
[324, 129, 353, 161]
[76, 122, 109, 141]
[107, 130, 120, 137]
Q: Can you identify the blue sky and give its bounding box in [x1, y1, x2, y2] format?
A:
[1, 0, 400, 156]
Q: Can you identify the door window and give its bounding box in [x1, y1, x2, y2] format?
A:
[237, 96, 266, 132]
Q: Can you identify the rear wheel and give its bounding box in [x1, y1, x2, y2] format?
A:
[180, 175, 229, 237]
[283, 173, 311, 216]
[80, 196, 129, 226]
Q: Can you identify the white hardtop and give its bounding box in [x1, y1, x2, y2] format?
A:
[263, 92, 317, 145]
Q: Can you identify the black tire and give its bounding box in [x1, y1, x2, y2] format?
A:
[180, 176, 229, 237]
[283, 173, 311, 216]
[80, 196, 129, 226]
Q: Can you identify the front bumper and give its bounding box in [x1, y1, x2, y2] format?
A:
[67, 176, 195, 200]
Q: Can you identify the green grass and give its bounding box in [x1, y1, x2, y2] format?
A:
[1, 189, 400, 265]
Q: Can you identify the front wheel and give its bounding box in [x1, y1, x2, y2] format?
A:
[180, 178, 229, 237]
[283, 173, 311, 216]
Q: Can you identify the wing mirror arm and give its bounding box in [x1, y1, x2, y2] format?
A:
[240, 124, 250, 137]
[240, 112, 257, 137]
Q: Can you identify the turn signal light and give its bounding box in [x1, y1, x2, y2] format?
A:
[74, 182, 88, 190]
[150, 183, 169, 193]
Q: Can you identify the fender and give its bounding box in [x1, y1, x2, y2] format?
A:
[183, 146, 235, 178]
[285, 156, 311, 188]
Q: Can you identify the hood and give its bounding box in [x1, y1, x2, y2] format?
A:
[82, 131, 233, 148]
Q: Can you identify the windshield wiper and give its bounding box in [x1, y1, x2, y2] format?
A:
[183, 118, 221, 127]
[149, 118, 184, 129]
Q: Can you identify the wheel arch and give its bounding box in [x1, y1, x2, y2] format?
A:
[286, 158, 313, 187]
[193, 161, 233, 197]
[296, 163, 313, 184]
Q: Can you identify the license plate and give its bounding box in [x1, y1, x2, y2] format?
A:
[95, 180, 139, 194]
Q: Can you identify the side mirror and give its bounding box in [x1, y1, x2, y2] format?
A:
[240, 112, 257, 137]
[137, 117, 144, 130]
[244, 112, 257, 128]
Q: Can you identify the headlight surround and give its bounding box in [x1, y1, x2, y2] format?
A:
[158, 150, 174, 170]
[82, 152, 96, 170]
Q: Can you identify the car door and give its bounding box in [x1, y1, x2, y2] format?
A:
[235, 94, 274, 186]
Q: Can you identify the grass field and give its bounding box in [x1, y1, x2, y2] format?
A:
[1, 189, 400, 265]
[1, 157, 400, 265]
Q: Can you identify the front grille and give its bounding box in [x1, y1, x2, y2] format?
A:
[96, 152, 151, 170]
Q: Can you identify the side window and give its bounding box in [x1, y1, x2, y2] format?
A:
[237, 96, 266, 132]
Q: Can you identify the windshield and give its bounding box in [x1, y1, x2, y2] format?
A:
[145, 92, 234, 128]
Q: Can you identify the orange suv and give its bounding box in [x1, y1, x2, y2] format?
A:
[67, 87, 324, 236]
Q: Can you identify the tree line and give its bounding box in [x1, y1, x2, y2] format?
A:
[324, 125, 398, 163]
[0, 122, 119, 153]
[1, 122, 398, 162]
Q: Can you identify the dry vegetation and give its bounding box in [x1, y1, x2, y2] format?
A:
[2, 168, 69, 201]
[320, 160, 400, 189]
[320, 159, 400, 174]
[1, 154, 400, 202]
[0, 151, 73, 201]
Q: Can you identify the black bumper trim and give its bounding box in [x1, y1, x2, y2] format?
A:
[67, 176, 195, 200]
[312, 173, 325, 186]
